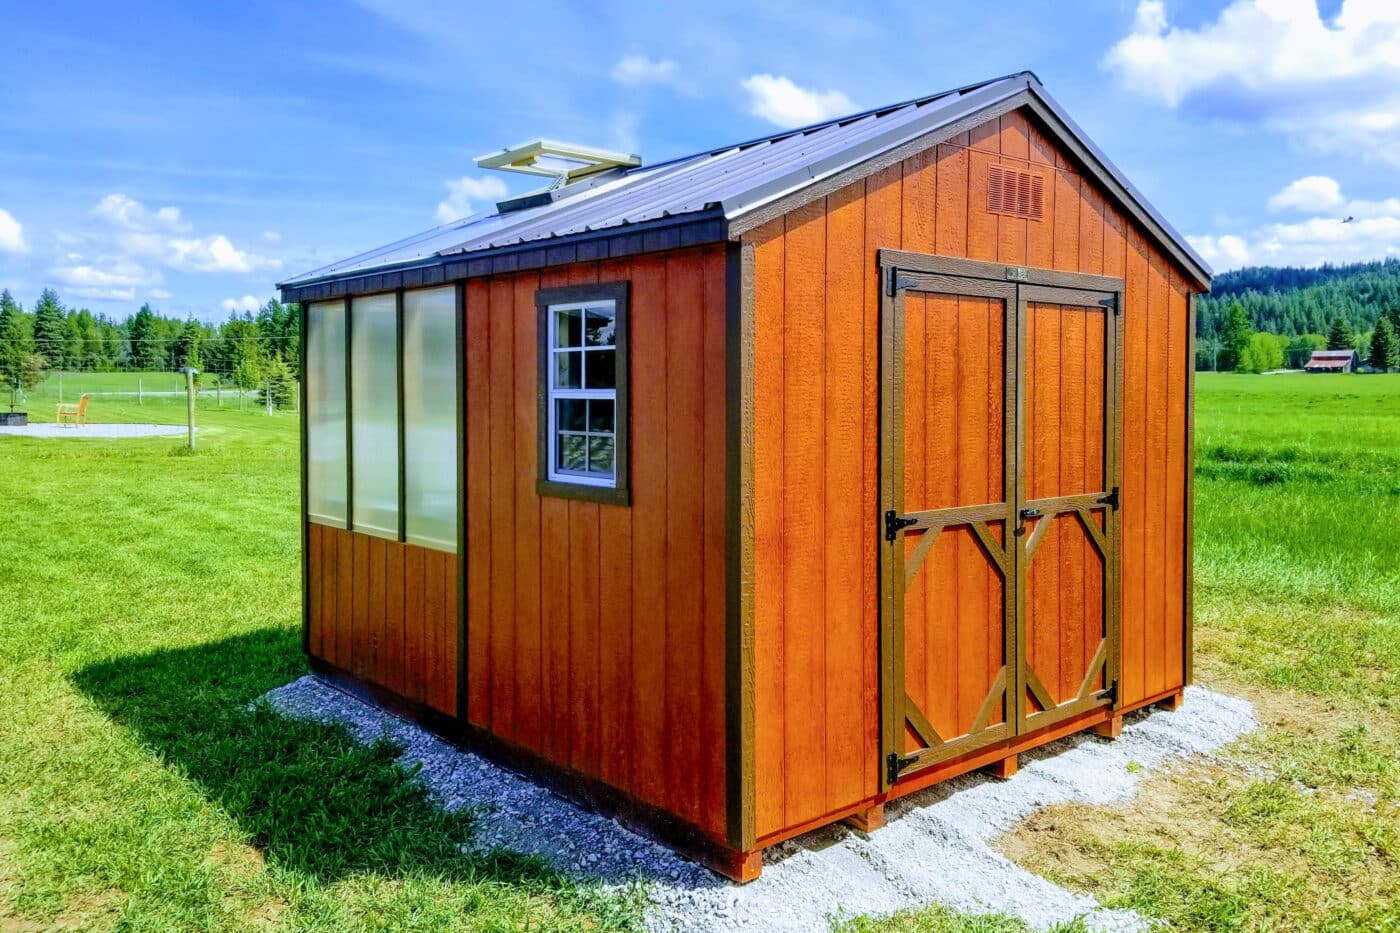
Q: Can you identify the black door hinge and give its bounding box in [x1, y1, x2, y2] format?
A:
[1098, 486, 1120, 510]
[1099, 295, 1120, 314]
[1099, 678, 1119, 706]
[886, 752, 905, 785]
[885, 509, 918, 543]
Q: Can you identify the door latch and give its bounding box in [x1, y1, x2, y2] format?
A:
[1019, 507, 1042, 520]
[884, 509, 918, 543]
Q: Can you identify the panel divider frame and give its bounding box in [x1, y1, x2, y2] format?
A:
[876, 250, 1126, 790]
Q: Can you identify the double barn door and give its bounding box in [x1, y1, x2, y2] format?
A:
[879, 251, 1123, 786]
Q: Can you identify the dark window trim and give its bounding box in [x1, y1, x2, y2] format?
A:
[535, 281, 631, 506]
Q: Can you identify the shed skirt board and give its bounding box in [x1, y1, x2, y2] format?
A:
[879, 256, 1122, 788]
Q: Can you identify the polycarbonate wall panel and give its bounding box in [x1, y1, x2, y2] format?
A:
[350, 293, 400, 538]
[306, 301, 347, 526]
[403, 286, 458, 551]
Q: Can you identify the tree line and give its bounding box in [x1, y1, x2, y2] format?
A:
[0, 288, 301, 408]
[1196, 260, 1400, 372]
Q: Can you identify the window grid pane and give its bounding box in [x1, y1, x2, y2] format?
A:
[549, 300, 617, 486]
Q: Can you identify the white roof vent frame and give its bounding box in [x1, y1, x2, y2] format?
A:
[475, 139, 641, 189]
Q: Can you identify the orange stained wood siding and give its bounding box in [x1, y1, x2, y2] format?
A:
[900, 293, 1007, 747]
[464, 245, 729, 841]
[1023, 301, 1109, 704]
[306, 523, 459, 715]
[746, 106, 1194, 840]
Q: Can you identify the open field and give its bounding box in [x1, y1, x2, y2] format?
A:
[14, 370, 285, 421]
[1, 373, 1397, 931]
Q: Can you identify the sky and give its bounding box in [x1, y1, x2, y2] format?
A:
[2, 0, 1399, 322]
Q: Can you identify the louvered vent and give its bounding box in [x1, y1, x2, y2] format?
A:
[987, 164, 1045, 221]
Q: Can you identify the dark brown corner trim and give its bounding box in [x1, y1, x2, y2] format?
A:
[534, 281, 632, 507]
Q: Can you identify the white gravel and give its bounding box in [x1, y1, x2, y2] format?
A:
[0, 422, 188, 438]
[266, 678, 1256, 932]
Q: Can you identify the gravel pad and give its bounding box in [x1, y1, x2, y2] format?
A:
[266, 678, 1256, 932]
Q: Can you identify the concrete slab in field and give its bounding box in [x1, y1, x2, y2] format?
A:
[0, 423, 190, 439]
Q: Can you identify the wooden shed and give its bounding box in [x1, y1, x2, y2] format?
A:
[278, 71, 1211, 881]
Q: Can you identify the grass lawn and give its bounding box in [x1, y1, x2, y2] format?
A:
[1, 373, 1397, 931]
[0, 405, 639, 931]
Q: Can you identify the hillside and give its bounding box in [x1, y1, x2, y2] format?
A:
[1198, 259, 1400, 340]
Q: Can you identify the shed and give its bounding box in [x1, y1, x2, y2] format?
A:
[279, 71, 1210, 881]
[1304, 349, 1356, 372]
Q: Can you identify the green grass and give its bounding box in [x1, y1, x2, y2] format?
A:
[0, 407, 640, 931]
[4, 371, 1398, 931]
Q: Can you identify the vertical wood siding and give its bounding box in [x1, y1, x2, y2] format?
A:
[464, 245, 730, 842]
[306, 523, 458, 715]
[746, 107, 1194, 841]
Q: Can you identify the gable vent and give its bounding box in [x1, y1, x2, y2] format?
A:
[988, 164, 1045, 221]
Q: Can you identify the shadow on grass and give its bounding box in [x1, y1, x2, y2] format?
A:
[69, 627, 572, 892]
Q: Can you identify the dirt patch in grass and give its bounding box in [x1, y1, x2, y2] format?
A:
[994, 673, 1400, 931]
[0, 888, 122, 933]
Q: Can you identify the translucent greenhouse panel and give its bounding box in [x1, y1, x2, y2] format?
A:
[306, 301, 347, 526]
[350, 293, 400, 538]
[402, 286, 458, 551]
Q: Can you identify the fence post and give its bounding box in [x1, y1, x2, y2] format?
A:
[58, 370, 63, 403]
[138, 378, 143, 406]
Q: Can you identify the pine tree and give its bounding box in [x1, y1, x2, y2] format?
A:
[128, 305, 164, 371]
[0, 290, 42, 411]
[1327, 317, 1353, 351]
[1371, 318, 1399, 372]
[1222, 300, 1253, 372]
[176, 318, 203, 378]
[31, 289, 67, 370]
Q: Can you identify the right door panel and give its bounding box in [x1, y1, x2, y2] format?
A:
[1017, 286, 1119, 733]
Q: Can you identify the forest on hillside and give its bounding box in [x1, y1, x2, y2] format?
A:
[1196, 259, 1400, 371]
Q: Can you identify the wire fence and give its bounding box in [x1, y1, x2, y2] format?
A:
[11, 371, 299, 419]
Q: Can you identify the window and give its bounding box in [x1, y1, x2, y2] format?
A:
[403, 286, 458, 551]
[349, 293, 400, 538]
[306, 300, 348, 526]
[536, 282, 630, 505]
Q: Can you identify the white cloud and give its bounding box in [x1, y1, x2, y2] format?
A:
[92, 193, 189, 232]
[166, 234, 280, 274]
[1268, 175, 1345, 213]
[1190, 177, 1400, 269]
[741, 74, 854, 128]
[0, 208, 28, 254]
[436, 175, 509, 223]
[611, 54, 679, 87]
[149, 288, 173, 299]
[262, 230, 281, 242]
[87, 193, 280, 275]
[221, 295, 262, 313]
[1105, 0, 1400, 163]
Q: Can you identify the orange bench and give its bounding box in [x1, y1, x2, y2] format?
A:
[56, 394, 89, 426]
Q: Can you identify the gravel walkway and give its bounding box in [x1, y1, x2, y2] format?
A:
[266, 678, 1256, 932]
[0, 422, 188, 438]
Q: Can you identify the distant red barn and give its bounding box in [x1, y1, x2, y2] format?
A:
[1305, 349, 1357, 372]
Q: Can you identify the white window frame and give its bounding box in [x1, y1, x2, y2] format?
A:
[546, 298, 618, 488]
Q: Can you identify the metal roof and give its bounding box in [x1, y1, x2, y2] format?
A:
[279, 72, 1211, 290]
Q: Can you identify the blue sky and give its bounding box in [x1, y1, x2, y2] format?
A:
[1, 0, 1397, 322]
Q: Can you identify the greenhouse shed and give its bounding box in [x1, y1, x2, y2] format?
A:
[278, 71, 1211, 881]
